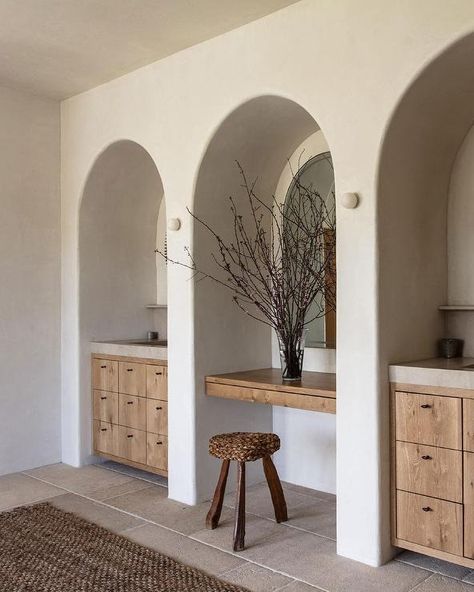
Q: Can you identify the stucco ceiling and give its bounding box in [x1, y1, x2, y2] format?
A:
[0, 0, 299, 100]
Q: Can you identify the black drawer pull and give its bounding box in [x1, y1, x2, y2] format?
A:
[100, 396, 107, 400]
[100, 365, 107, 369]
[155, 372, 162, 376]
[127, 434, 133, 438]
[156, 441, 163, 445]
[420, 404, 432, 409]
[156, 406, 163, 411]
[127, 368, 134, 372]
[127, 401, 134, 405]
[422, 506, 432, 512]
[101, 428, 107, 432]
[421, 455, 432, 460]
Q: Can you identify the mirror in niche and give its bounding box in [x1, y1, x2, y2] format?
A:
[284, 152, 336, 349]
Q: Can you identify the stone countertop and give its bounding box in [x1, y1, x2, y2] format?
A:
[389, 357, 474, 389]
[90, 339, 168, 360]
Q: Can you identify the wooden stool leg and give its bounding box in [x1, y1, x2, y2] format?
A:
[206, 459, 230, 529]
[263, 455, 288, 523]
[233, 461, 246, 551]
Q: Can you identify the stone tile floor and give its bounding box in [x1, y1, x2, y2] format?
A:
[0, 462, 473, 591]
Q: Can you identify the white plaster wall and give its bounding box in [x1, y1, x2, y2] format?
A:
[79, 141, 163, 460]
[60, 0, 474, 566]
[0, 85, 60, 474]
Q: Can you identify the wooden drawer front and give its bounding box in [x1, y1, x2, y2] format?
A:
[92, 359, 118, 392]
[147, 433, 168, 470]
[463, 452, 474, 558]
[396, 441, 462, 502]
[395, 391, 461, 449]
[93, 391, 118, 425]
[397, 490, 463, 556]
[463, 399, 474, 452]
[93, 421, 118, 456]
[147, 399, 168, 435]
[118, 426, 146, 464]
[118, 394, 147, 431]
[146, 365, 167, 400]
[119, 362, 146, 396]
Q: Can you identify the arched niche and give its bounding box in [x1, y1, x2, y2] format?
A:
[192, 95, 333, 498]
[377, 33, 474, 559]
[378, 33, 474, 365]
[79, 140, 165, 458]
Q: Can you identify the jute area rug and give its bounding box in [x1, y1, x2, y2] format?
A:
[0, 503, 249, 592]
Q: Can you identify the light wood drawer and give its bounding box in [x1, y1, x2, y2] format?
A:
[146, 365, 167, 400]
[396, 441, 462, 502]
[147, 399, 168, 435]
[463, 452, 474, 558]
[118, 426, 146, 464]
[395, 391, 461, 449]
[147, 433, 168, 471]
[92, 359, 118, 392]
[93, 421, 118, 456]
[119, 362, 146, 396]
[463, 399, 474, 452]
[93, 390, 118, 425]
[118, 394, 147, 431]
[397, 490, 463, 556]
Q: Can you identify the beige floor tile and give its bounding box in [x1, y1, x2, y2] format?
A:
[24, 463, 147, 499]
[191, 512, 284, 552]
[285, 499, 336, 540]
[412, 574, 474, 591]
[106, 485, 228, 535]
[50, 493, 145, 532]
[219, 563, 293, 592]
[282, 482, 336, 503]
[197, 518, 429, 592]
[278, 582, 324, 591]
[125, 523, 245, 575]
[0, 473, 64, 510]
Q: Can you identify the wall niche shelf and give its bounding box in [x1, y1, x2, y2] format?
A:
[439, 305, 474, 311]
[145, 304, 167, 309]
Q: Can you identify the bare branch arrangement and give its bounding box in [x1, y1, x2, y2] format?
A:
[157, 162, 336, 380]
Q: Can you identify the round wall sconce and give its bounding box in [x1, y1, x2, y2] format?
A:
[168, 218, 181, 231]
[341, 192, 359, 209]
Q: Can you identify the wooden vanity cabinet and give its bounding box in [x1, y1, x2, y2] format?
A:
[92, 354, 168, 476]
[392, 384, 474, 568]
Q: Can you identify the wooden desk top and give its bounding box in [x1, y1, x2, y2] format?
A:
[205, 368, 336, 413]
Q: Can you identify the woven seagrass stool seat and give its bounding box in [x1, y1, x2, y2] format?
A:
[206, 431, 288, 551]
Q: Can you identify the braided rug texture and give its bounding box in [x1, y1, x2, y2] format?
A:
[209, 432, 280, 462]
[0, 502, 249, 592]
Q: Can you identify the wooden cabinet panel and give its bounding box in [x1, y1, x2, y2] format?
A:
[464, 452, 474, 558]
[118, 426, 147, 464]
[396, 441, 462, 502]
[118, 362, 146, 396]
[395, 391, 461, 449]
[93, 421, 118, 456]
[92, 359, 118, 392]
[147, 399, 168, 435]
[147, 433, 168, 470]
[397, 490, 463, 556]
[118, 394, 147, 431]
[146, 365, 167, 400]
[93, 390, 118, 425]
[464, 400, 474, 453]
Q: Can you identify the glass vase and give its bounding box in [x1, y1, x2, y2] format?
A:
[278, 329, 306, 381]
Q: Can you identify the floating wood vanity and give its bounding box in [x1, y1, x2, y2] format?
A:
[91, 353, 168, 476]
[206, 368, 336, 413]
[390, 358, 474, 568]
